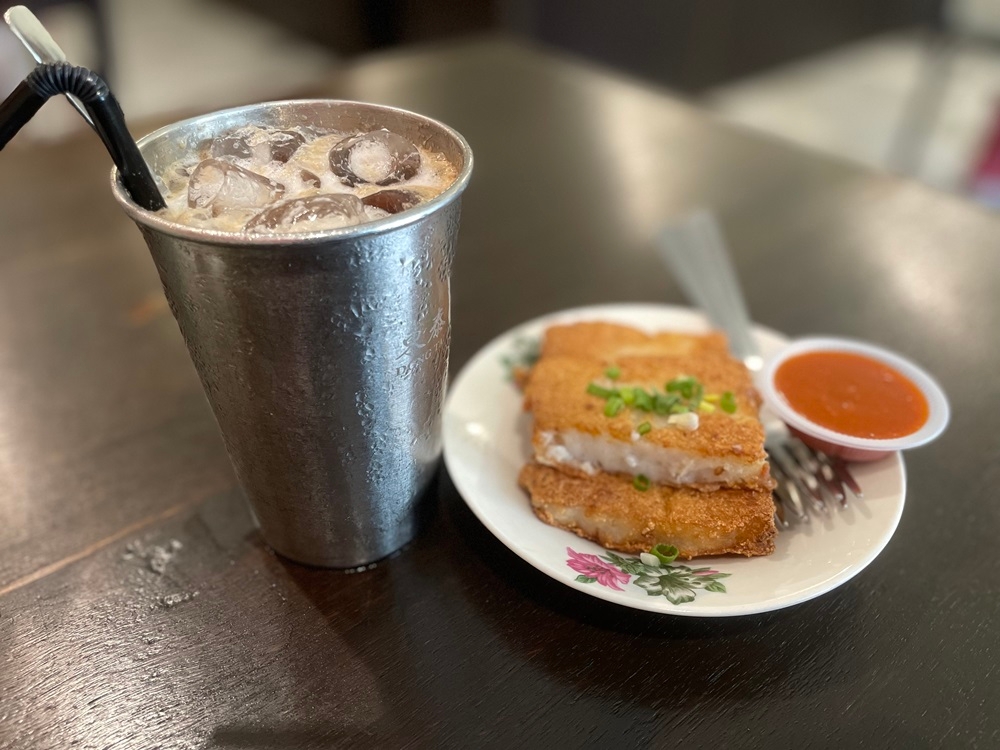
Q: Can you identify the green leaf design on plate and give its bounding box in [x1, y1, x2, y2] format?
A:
[636, 565, 731, 604]
[500, 336, 541, 381]
[568, 547, 733, 605]
[634, 571, 700, 605]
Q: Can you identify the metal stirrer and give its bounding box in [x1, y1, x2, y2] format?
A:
[3, 5, 97, 130]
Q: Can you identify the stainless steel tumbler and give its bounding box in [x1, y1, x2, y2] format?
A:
[111, 100, 473, 567]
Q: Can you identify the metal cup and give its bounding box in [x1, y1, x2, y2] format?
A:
[111, 100, 473, 567]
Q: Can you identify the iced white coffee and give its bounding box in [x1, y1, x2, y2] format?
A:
[158, 125, 458, 233]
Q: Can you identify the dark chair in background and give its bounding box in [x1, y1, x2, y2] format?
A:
[224, 0, 942, 92]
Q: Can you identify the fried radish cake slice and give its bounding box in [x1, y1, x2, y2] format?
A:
[523, 352, 770, 490]
[514, 321, 728, 393]
[518, 462, 776, 559]
[539, 321, 730, 362]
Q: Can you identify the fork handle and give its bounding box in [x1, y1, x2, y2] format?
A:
[657, 210, 763, 371]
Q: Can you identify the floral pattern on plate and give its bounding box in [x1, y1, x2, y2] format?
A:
[567, 547, 731, 605]
[500, 335, 540, 381]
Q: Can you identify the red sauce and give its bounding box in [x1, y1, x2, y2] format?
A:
[774, 351, 929, 439]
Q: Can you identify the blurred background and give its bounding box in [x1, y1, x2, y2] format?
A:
[4, 0, 1000, 205]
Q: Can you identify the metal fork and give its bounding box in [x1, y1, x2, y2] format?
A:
[766, 432, 863, 527]
[656, 209, 862, 526]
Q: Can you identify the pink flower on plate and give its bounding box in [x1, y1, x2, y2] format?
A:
[566, 547, 630, 591]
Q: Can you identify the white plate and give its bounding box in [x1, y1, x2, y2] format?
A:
[442, 303, 906, 617]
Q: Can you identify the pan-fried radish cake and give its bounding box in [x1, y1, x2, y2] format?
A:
[518, 463, 776, 559]
[522, 323, 771, 490]
[517, 321, 776, 558]
[538, 321, 731, 362]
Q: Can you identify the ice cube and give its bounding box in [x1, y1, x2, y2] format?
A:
[244, 194, 365, 233]
[361, 189, 423, 215]
[300, 169, 322, 189]
[269, 130, 307, 163]
[210, 130, 254, 160]
[159, 162, 192, 193]
[188, 159, 285, 217]
[329, 129, 421, 187]
[210, 127, 306, 164]
[363, 205, 390, 222]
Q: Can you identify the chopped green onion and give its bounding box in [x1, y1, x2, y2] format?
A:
[720, 391, 737, 414]
[633, 474, 651, 491]
[683, 382, 698, 399]
[654, 393, 679, 415]
[650, 543, 679, 564]
[604, 396, 625, 417]
[633, 388, 653, 412]
[592, 374, 733, 424]
[667, 376, 699, 400]
[587, 383, 616, 399]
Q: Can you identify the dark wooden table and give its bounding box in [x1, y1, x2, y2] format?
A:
[1, 37, 997, 749]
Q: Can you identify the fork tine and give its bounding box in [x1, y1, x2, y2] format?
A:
[831, 459, 864, 498]
[812, 447, 862, 501]
[786, 437, 820, 473]
[769, 441, 825, 508]
[769, 444, 824, 517]
[790, 438, 851, 507]
[817, 462, 847, 504]
[819, 474, 847, 508]
[770, 461, 807, 523]
[771, 488, 790, 529]
[805, 446, 851, 506]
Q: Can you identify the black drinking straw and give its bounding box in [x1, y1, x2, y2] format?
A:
[0, 62, 165, 211]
